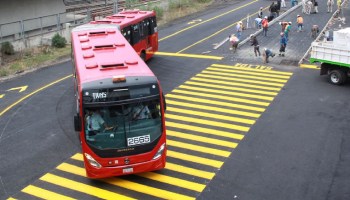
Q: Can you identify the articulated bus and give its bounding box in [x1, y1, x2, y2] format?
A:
[90, 9, 158, 61]
[71, 23, 166, 178]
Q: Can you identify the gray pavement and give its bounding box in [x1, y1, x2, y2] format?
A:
[219, 0, 350, 68]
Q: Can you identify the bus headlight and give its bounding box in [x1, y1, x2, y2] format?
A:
[153, 143, 165, 160]
[84, 153, 102, 169]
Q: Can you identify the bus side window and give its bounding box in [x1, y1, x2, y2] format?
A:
[143, 20, 149, 37]
[122, 26, 132, 44]
[149, 17, 157, 34]
[131, 24, 140, 44]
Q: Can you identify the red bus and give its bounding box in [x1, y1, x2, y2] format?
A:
[71, 23, 166, 178]
[90, 10, 158, 61]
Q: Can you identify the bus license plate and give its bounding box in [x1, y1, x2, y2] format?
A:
[123, 167, 133, 174]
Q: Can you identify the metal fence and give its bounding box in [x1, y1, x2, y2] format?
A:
[0, 0, 161, 45]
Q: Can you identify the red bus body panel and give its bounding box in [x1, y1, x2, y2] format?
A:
[71, 23, 166, 178]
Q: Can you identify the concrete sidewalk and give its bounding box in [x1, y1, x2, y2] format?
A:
[221, 0, 349, 67]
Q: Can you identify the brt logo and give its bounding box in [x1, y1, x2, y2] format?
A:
[92, 92, 107, 99]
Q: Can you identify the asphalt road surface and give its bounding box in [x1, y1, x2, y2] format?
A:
[0, 0, 349, 199]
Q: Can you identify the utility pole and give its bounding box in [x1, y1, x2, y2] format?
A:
[113, 0, 119, 14]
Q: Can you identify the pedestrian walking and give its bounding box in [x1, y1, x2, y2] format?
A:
[262, 48, 275, 63]
[250, 34, 261, 57]
[262, 16, 269, 36]
[236, 21, 243, 40]
[258, 7, 263, 18]
[281, 0, 287, 8]
[255, 17, 263, 29]
[296, 15, 304, 32]
[284, 22, 292, 41]
[279, 21, 289, 32]
[310, 24, 319, 38]
[314, 0, 319, 13]
[337, 0, 342, 12]
[279, 32, 287, 56]
[327, 0, 334, 12]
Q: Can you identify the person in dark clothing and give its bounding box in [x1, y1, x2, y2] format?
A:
[262, 48, 275, 63]
[250, 34, 261, 57]
[279, 32, 287, 56]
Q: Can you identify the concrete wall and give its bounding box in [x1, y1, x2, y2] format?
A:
[0, 0, 66, 24]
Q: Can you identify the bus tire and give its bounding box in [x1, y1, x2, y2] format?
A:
[328, 69, 346, 85]
[140, 51, 146, 62]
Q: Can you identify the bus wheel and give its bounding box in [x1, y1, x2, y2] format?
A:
[328, 70, 346, 85]
[140, 52, 146, 62]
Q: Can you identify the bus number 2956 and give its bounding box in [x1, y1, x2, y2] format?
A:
[127, 135, 151, 146]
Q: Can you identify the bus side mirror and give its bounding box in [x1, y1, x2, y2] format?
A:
[74, 114, 82, 131]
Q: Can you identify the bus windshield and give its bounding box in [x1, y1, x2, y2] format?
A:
[84, 99, 162, 150]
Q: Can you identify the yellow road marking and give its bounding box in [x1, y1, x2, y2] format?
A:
[300, 64, 320, 69]
[166, 113, 250, 132]
[166, 93, 266, 112]
[167, 150, 223, 168]
[196, 71, 284, 87]
[166, 99, 260, 118]
[165, 162, 215, 179]
[173, 87, 273, 103]
[0, 75, 72, 117]
[213, 64, 294, 75]
[137, 172, 206, 192]
[196, 73, 282, 91]
[41, 173, 135, 200]
[0, 94, 4, 99]
[6, 198, 17, 200]
[166, 121, 244, 140]
[190, 77, 279, 96]
[7, 86, 28, 93]
[167, 106, 255, 125]
[176, 2, 259, 53]
[167, 139, 232, 157]
[167, 130, 238, 148]
[159, 0, 258, 42]
[205, 68, 288, 83]
[57, 163, 195, 200]
[154, 52, 223, 60]
[22, 185, 76, 200]
[208, 66, 291, 79]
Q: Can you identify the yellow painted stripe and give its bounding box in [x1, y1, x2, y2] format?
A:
[174, 87, 273, 103]
[205, 68, 288, 83]
[208, 66, 291, 79]
[159, 0, 258, 41]
[6, 198, 17, 200]
[165, 162, 215, 179]
[22, 185, 76, 200]
[166, 113, 250, 132]
[40, 173, 135, 200]
[167, 150, 223, 168]
[167, 106, 255, 125]
[196, 70, 284, 88]
[201, 68, 287, 85]
[212, 64, 294, 75]
[0, 75, 72, 117]
[70, 153, 215, 180]
[57, 163, 195, 200]
[154, 52, 223, 60]
[166, 99, 260, 118]
[167, 130, 238, 148]
[137, 172, 206, 192]
[167, 139, 231, 157]
[196, 74, 282, 91]
[190, 77, 278, 96]
[166, 121, 244, 140]
[300, 64, 320, 69]
[166, 94, 266, 112]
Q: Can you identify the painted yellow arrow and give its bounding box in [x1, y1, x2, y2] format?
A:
[7, 85, 28, 93]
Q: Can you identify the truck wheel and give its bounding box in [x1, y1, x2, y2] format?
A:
[328, 70, 346, 85]
[140, 51, 146, 62]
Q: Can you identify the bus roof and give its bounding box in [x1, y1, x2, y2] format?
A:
[71, 23, 155, 84]
[90, 10, 155, 28]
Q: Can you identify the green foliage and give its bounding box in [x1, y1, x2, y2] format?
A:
[51, 33, 67, 48]
[126, 0, 140, 8]
[152, 6, 164, 19]
[196, 0, 211, 3]
[1, 42, 15, 55]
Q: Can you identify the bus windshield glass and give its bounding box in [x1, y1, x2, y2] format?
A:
[84, 99, 162, 150]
